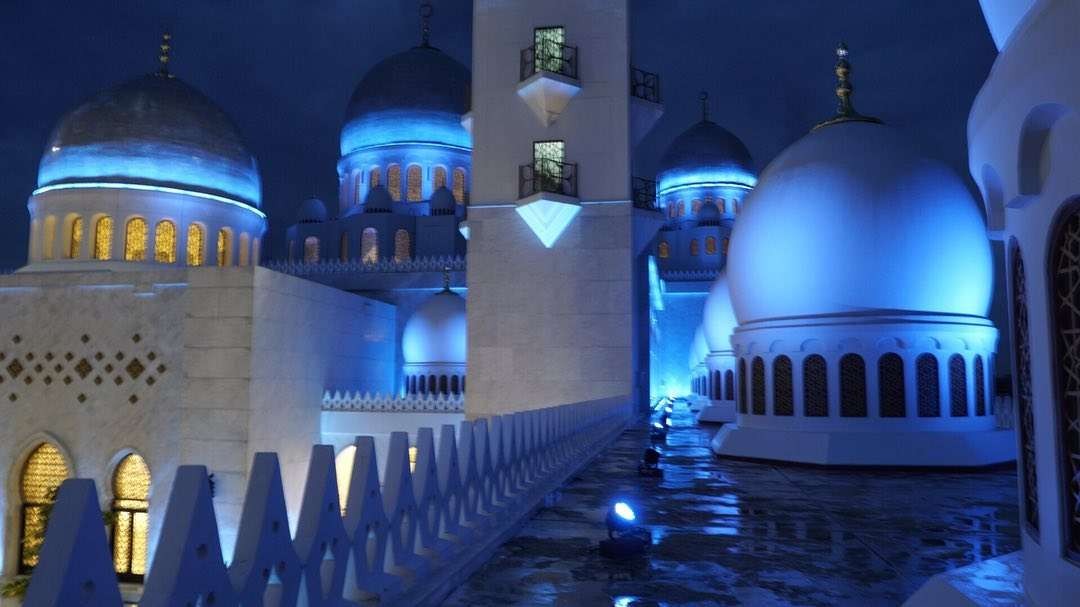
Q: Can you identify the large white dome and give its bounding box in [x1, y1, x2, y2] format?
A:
[688, 325, 708, 370]
[728, 121, 993, 324]
[703, 272, 738, 353]
[402, 289, 466, 365]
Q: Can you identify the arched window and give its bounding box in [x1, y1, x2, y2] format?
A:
[339, 232, 349, 262]
[42, 215, 56, 260]
[252, 238, 261, 265]
[1049, 211, 1080, 551]
[238, 233, 250, 266]
[428, 375, 437, 395]
[369, 166, 381, 189]
[691, 199, 702, 214]
[712, 370, 721, 399]
[705, 236, 717, 255]
[19, 442, 70, 573]
[439, 375, 449, 395]
[737, 358, 747, 414]
[689, 239, 699, 256]
[388, 164, 402, 201]
[721, 238, 730, 256]
[394, 229, 411, 262]
[773, 355, 794, 415]
[451, 375, 460, 395]
[406, 165, 423, 202]
[361, 227, 378, 264]
[419, 375, 427, 394]
[724, 370, 734, 401]
[434, 166, 448, 190]
[68, 216, 83, 259]
[803, 355, 827, 417]
[216, 228, 232, 266]
[303, 236, 320, 263]
[974, 355, 986, 416]
[154, 221, 176, 263]
[916, 353, 940, 417]
[111, 453, 150, 581]
[452, 167, 467, 203]
[123, 217, 148, 261]
[93, 215, 113, 260]
[751, 357, 766, 414]
[186, 224, 205, 266]
[717, 199, 726, 214]
[335, 445, 356, 516]
[840, 354, 867, 417]
[658, 241, 670, 259]
[948, 354, 968, 417]
[878, 353, 906, 417]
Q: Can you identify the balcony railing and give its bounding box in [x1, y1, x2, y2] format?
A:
[630, 67, 661, 103]
[520, 42, 579, 82]
[519, 158, 579, 198]
[632, 176, 658, 211]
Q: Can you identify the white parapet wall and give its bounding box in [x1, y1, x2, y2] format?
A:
[20, 397, 632, 607]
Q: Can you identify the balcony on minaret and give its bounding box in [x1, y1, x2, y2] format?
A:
[631, 66, 664, 145]
[516, 156, 580, 248]
[517, 27, 581, 126]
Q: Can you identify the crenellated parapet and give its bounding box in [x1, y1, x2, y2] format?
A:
[266, 254, 465, 276]
[322, 390, 465, 413]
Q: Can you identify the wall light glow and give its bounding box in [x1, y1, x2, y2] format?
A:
[32, 182, 268, 220]
[656, 168, 757, 198]
[516, 198, 581, 248]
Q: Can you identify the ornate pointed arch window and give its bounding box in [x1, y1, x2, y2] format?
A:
[452, 167, 467, 203]
[434, 166, 448, 190]
[42, 215, 56, 260]
[388, 164, 402, 201]
[123, 217, 148, 261]
[361, 227, 379, 264]
[406, 165, 423, 202]
[878, 353, 906, 417]
[216, 228, 232, 266]
[111, 453, 150, 581]
[154, 220, 176, 263]
[369, 166, 381, 189]
[186, 224, 205, 266]
[840, 354, 867, 417]
[1012, 247, 1039, 535]
[916, 353, 940, 417]
[737, 358, 748, 414]
[304, 236, 320, 263]
[803, 355, 828, 417]
[93, 215, 113, 260]
[394, 229, 411, 262]
[68, 216, 83, 259]
[949, 354, 968, 417]
[19, 443, 70, 573]
[690, 239, 700, 256]
[658, 241, 669, 259]
[705, 236, 717, 255]
[751, 357, 766, 414]
[773, 355, 794, 415]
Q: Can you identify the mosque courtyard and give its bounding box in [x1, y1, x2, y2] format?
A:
[444, 404, 1021, 606]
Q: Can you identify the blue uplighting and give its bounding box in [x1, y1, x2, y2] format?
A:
[656, 167, 757, 198]
[32, 182, 268, 219]
[614, 502, 636, 522]
[340, 109, 471, 156]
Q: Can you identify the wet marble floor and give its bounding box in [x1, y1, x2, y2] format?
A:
[442, 404, 1020, 606]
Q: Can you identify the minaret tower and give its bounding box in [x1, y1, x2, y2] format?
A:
[467, 0, 651, 415]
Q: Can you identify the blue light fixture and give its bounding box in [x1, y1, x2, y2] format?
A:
[516, 196, 581, 248]
[601, 499, 650, 558]
[613, 501, 635, 522]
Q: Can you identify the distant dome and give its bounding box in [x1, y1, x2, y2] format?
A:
[402, 289, 466, 365]
[689, 324, 709, 370]
[38, 74, 260, 206]
[728, 121, 993, 324]
[430, 186, 455, 214]
[341, 46, 471, 156]
[297, 196, 328, 223]
[365, 186, 392, 213]
[657, 120, 756, 195]
[703, 272, 737, 353]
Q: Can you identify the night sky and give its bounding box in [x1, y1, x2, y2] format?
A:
[0, 1, 995, 268]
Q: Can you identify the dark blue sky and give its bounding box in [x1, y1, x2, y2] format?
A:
[0, 1, 995, 267]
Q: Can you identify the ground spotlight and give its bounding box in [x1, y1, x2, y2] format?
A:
[600, 500, 650, 558]
[638, 447, 662, 478]
[663, 404, 674, 415]
[649, 420, 667, 442]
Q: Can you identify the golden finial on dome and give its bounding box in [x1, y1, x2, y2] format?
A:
[158, 32, 174, 78]
[813, 42, 881, 131]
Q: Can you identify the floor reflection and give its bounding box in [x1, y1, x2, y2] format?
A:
[442, 403, 1020, 606]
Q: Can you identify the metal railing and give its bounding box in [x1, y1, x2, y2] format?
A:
[632, 176, 658, 211]
[519, 159, 579, 198]
[520, 42, 579, 81]
[630, 67, 661, 103]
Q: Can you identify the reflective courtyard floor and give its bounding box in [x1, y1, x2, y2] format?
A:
[442, 403, 1020, 606]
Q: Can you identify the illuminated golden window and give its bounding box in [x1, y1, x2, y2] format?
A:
[705, 236, 717, 255]
[361, 227, 378, 264]
[369, 166, 381, 188]
[434, 166, 448, 190]
[394, 229, 411, 262]
[93, 216, 113, 260]
[335, 445, 356, 516]
[187, 224, 205, 266]
[690, 239, 700, 256]
[123, 217, 148, 261]
[217, 228, 232, 266]
[408, 446, 418, 473]
[388, 164, 402, 201]
[406, 165, 422, 202]
[304, 236, 320, 263]
[452, 167, 467, 203]
[340, 232, 349, 261]
[111, 453, 150, 580]
[43, 215, 57, 260]
[691, 199, 702, 214]
[717, 198, 726, 213]
[154, 221, 176, 263]
[68, 216, 83, 259]
[658, 241, 670, 258]
[19, 443, 70, 572]
[722, 237, 730, 255]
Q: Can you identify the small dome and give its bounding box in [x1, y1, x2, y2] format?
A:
[403, 289, 466, 365]
[689, 324, 709, 370]
[697, 200, 721, 225]
[703, 272, 738, 353]
[364, 186, 392, 213]
[38, 74, 260, 206]
[341, 46, 471, 156]
[657, 120, 756, 195]
[728, 121, 993, 324]
[430, 186, 455, 214]
[297, 196, 328, 223]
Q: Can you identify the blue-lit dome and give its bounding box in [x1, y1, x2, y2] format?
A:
[657, 120, 756, 195]
[728, 121, 993, 324]
[297, 196, 328, 223]
[365, 186, 392, 213]
[703, 272, 737, 353]
[402, 288, 467, 365]
[689, 324, 709, 370]
[341, 46, 471, 156]
[38, 73, 261, 207]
